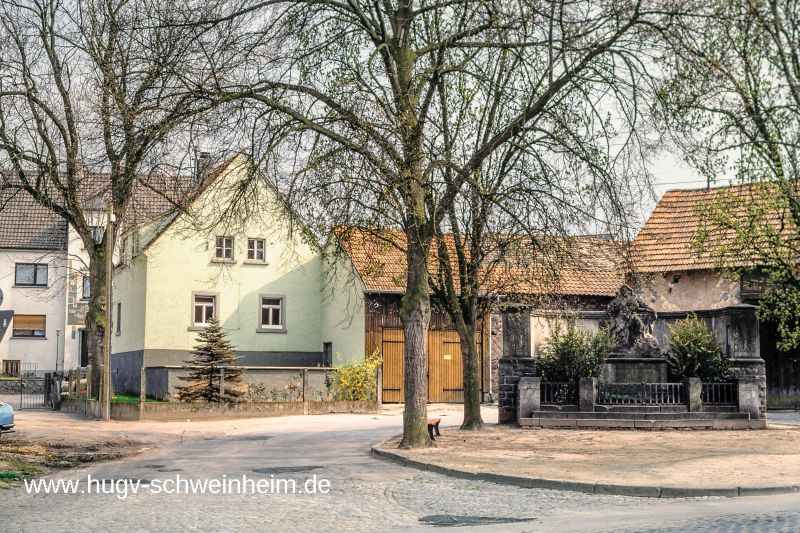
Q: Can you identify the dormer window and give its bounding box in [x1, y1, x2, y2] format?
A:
[215, 236, 234, 260]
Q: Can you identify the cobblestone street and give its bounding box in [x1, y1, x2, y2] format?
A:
[3, 408, 800, 532]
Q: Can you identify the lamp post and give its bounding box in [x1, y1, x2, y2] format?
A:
[54, 329, 61, 374]
[100, 206, 115, 421]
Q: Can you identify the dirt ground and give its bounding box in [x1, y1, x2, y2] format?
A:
[0, 411, 148, 487]
[380, 424, 800, 488]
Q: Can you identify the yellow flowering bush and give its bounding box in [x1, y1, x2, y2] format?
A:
[327, 349, 382, 401]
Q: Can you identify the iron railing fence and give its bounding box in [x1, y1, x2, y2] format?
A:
[540, 381, 579, 405]
[701, 382, 738, 405]
[597, 382, 685, 406]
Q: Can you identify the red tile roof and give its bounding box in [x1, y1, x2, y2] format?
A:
[633, 182, 793, 272]
[337, 227, 625, 297]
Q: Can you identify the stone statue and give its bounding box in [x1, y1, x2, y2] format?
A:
[606, 285, 661, 358]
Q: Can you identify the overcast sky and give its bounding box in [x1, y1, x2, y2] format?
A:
[639, 152, 738, 231]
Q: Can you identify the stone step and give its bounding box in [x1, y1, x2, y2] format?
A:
[531, 411, 750, 420]
[519, 417, 766, 430]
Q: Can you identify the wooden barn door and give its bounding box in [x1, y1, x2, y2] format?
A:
[381, 328, 405, 403]
[427, 330, 464, 403]
[380, 325, 484, 404]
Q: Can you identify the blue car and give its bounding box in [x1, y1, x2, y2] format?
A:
[0, 400, 14, 437]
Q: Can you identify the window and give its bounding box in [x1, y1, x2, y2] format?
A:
[247, 238, 266, 261]
[215, 236, 234, 260]
[260, 296, 283, 330]
[2, 360, 20, 377]
[193, 294, 216, 326]
[115, 302, 121, 335]
[121, 236, 129, 264]
[322, 342, 333, 367]
[15, 263, 48, 286]
[12, 314, 46, 338]
[81, 275, 91, 300]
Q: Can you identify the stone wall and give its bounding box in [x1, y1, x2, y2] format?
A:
[498, 357, 538, 424]
[652, 306, 760, 360]
[61, 398, 380, 421]
[639, 270, 742, 312]
[142, 366, 332, 401]
[0, 378, 45, 394]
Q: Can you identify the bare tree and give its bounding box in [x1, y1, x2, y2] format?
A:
[657, 0, 800, 349]
[225, 0, 665, 446]
[432, 139, 643, 430]
[0, 0, 259, 394]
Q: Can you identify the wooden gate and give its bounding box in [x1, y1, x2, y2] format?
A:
[380, 327, 482, 403]
[381, 328, 405, 403]
[427, 330, 463, 403]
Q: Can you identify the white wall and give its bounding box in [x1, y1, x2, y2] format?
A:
[0, 249, 67, 374]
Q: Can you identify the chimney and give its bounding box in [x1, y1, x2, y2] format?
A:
[195, 151, 212, 180]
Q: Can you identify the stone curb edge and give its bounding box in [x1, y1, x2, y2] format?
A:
[371, 447, 800, 499]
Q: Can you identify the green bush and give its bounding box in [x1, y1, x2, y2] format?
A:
[666, 314, 730, 381]
[539, 317, 614, 383]
[327, 350, 382, 401]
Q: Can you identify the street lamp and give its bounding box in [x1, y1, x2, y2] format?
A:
[83, 197, 115, 421]
[54, 329, 61, 374]
[101, 206, 115, 421]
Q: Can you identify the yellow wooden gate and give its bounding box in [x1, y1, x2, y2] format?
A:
[381, 328, 405, 403]
[427, 330, 464, 403]
[381, 328, 480, 403]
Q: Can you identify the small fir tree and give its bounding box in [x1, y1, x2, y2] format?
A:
[176, 318, 244, 403]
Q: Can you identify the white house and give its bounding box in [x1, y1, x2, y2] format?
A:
[0, 192, 87, 375]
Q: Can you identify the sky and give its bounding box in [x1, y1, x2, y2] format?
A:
[640, 152, 739, 230]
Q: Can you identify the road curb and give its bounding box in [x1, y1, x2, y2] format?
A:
[371, 447, 800, 499]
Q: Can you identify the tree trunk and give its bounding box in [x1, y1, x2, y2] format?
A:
[399, 230, 432, 448]
[456, 318, 485, 430]
[85, 245, 107, 399]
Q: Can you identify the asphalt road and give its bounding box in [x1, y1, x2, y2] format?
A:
[2, 408, 800, 532]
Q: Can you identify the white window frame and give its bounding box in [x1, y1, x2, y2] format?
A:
[115, 302, 122, 335]
[215, 236, 234, 260]
[192, 293, 218, 329]
[258, 295, 285, 332]
[246, 238, 266, 262]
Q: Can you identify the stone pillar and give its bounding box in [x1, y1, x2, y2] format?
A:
[579, 377, 597, 412]
[729, 358, 767, 419]
[498, 309, 535, 424]
[517, 377, 540, 421]
[498, 357, 537, 424]
[684, 377, 702, 412]
[502, 310, 531, 358]
[738, 378, 760, 419]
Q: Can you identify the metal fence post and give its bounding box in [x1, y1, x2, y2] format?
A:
[86, 365, 93, 399]
[376, 368, 383, 404]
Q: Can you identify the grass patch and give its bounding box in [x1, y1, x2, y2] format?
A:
[0, 458, 40, 485]
[111, 394, 163, 404]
